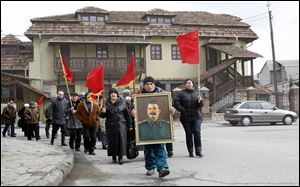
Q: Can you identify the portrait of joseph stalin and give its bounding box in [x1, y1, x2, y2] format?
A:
[138, 102, 171, 141]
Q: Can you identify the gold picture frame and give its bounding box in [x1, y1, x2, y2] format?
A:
[134, 92, 174, 145]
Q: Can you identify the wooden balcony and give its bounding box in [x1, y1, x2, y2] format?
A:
[55, 57, 145, 75]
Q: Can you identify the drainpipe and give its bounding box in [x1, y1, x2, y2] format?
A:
[39, 34, 43, 91]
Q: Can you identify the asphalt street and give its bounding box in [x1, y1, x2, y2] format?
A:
[60, 120, 299, 186]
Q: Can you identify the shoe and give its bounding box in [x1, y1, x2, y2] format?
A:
[75, 148, 80, 152]
[50, 141, 54, 145]
[146, 169, 155, 176]
[196, 152, 203, 157]
[28, 138, 32, 141]
[89, 151, 96, 155]
[189, 153, 194, 157]
[168, 151, 173, 157]
[69, 144, 74, 149]
[61, 143, 68, 146]
[158, 169, 170, 178]
[11, 135, 16, 137]
[112, 156, 117, 163]
[119, 158, 123, 165]
[102, 145, 107, 150]
[84, 149, 88, 153]
[37, 137, 41, 140]
[2, 133, 6, 137]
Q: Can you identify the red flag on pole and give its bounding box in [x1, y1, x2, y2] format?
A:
[116, 52, 135, 86]
[85, 64, 104, 94]
[59, 49, 74, 83]
[37, 95, 45, 106]
[176, 30, 199, 64]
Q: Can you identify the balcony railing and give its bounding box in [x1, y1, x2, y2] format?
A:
[55, 57, 145, 74]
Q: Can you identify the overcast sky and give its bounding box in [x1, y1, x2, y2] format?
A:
[1, 1, 299, 74]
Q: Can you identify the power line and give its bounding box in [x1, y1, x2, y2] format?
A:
[242, 12, 268, 21]
[244, 16, 268, 22]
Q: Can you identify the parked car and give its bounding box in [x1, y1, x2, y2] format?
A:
[224, 101, 298, 126]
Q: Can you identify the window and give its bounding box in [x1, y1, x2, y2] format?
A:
[164, 18, 171, 23]
[150, 17, 172, 24]
[150, 45, 162, 60]
[261, 102, 275, 110]
[242, 102, 262, 109]
[150, 18, 157, 23]
[171, 45, 181, 60]
[81, 15, 105, 22]
[82, 16, 89, 22]
[96, 45, 108, 58]
[97, 16, 104, 22]
[90, 16, 97, 22]
[158, 17, 164, 24]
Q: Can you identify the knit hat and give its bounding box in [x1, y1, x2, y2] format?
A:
[71, 92, 78, 96]
[143, 76, 156, 85]
[108, 88, 119, 97]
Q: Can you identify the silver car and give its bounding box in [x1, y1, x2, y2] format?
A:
[224, 101, 298, 126]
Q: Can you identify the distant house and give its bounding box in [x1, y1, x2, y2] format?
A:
[258, 60, 299, 92]
[1, 34, 49, 110]
[258, 60, 299, 110]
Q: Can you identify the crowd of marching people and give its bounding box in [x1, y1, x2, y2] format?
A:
[1, 76, 204, 178]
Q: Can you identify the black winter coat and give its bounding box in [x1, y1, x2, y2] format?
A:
[100, 97, 132, 156]
[173, 89, 204, 122]
[47, 97, 68, 125]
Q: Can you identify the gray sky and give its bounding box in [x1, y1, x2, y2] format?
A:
[1, 1, 299, 74]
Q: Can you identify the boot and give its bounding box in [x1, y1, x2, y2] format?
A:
[118, 156, 123, 165]
[50, 134, 55, 145]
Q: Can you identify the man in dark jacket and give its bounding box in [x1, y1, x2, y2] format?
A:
[139, 76, 173, 178]
[48, 91, 68, 146]
[2, 101, 17, 137]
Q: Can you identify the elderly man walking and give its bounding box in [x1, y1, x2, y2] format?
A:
[48, 91, 69, 146]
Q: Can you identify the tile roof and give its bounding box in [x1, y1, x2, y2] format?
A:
[48, 36, 151, 44]
[25, 7, 258, 42]
[206, 44, 263, 59]
[1, 34, 22, 45]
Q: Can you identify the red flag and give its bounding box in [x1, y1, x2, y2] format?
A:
[116, 52, 135, 86]
[59, 49, 74, 83]
[37, 95, 45, 106]
[176, 30, 199, 64]
[85, 64, 104, 94]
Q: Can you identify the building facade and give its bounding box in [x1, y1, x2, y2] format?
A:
[24, 6, 262, 105]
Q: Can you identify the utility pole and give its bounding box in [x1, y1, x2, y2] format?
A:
[267, 2, 278, 94]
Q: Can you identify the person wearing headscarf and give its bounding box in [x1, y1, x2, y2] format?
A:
[100, 88, 132, 165]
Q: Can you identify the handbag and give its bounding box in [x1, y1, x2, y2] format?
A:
[17, 119, 22, 128]
[126, 140, 139, 159]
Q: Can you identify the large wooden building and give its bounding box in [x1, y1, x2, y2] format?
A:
[2, 6, 263, 111]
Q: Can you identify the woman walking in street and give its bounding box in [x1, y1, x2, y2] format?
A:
[173, 79, 204, 157]
[100, 88, 132, 165]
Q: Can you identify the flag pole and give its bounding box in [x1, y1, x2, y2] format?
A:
[197, 29, 201, 96]
[132, 52, 135, 94]
[102, 65, 106, 108]
[58, 49, 74, 110]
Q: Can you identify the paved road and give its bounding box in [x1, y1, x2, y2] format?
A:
[60, 120, 299, 186]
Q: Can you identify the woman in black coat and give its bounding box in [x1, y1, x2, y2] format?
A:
[173, 79, 204, 157]
[100, 88, 132, 165]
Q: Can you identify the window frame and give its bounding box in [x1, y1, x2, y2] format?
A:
[96, 45, 108, 59]
[171, 44, 181, 60]
[150, 44, 162, 60]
